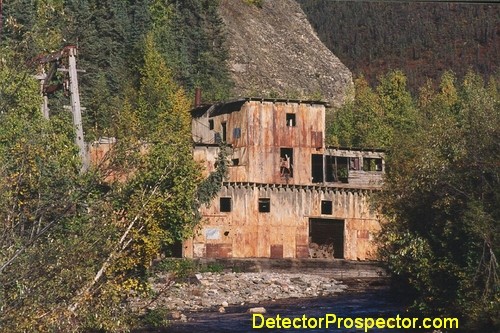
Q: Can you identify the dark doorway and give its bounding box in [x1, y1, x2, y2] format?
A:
[166, 240, 183, 258]
[311, 154, 323, 183]
[309, 218, 344, 259]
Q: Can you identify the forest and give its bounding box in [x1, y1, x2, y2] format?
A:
[0, 0, 498, 332]
[298, 0, 499, 93]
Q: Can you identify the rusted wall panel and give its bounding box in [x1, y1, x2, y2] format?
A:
[188, 100, 383, 261]
[205, 244, 232, 258]
[270, 245, 284, 258]
[189, 185, 380, 260]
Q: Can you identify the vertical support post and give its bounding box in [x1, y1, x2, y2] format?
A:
[35, 72, 50, 119]
[67, 46, 88, 172]
[322, 154, 326, 185]
[40, 79, 49, 119]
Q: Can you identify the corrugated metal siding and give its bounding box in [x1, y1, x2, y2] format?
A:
[187, 185, 380, 260]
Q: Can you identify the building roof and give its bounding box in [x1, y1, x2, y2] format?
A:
[190, 97, 330, 118]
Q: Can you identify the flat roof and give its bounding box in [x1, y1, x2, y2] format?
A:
[191, 97, 330, 118]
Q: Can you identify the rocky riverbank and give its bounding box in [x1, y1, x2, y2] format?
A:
[130, 271, 347, 319]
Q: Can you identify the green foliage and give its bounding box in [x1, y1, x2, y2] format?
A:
[149, 0, 233, 102]
[245, 0, 264, 8]
[141, 307, 169, 328]
[0, 2, 229, 332]
[155, 258, 197, 279]
[378, 71, 499, 330]
[202, 262, 225, 273]
[298, 0, 499, 93]
[197, 145, 229, 207]
[328, 71, 415, 148]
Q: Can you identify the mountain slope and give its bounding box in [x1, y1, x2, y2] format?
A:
[219, 0, 353, 107]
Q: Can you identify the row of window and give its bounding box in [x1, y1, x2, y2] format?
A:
[219, 197, 333, 214]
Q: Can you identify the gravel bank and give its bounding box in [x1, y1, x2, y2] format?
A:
[131, 272, 347, 314]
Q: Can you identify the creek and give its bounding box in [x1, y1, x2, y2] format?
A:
[161, 287, 412, 332]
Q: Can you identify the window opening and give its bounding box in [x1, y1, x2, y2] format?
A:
[258, 198, 270, 213]
[279, 148, 293, 183]
[325, 155, 335, 182]
[220, 197, 232, 212]
[311, 154, 324, 183]
[349, 157, 360, 170]
[208, 119, 214, 130]
[321, 200, 333, 215]
[286, 113, 296, 126]
[232, 158, 239, 166]
[214, 132, 221, 143]
[333, 157, 349, 183]
[221, 122, 227, 142]
[233, 127, 241, 139]
[363, 158, 383, 171]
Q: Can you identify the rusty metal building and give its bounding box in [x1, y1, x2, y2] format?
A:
[185, 98, 384, 260]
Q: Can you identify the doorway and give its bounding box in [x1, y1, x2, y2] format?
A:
[309, 218, 344, 259]
[311, 154, 323, 183]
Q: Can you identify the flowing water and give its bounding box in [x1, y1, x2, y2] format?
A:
[159, 287, 413, 333]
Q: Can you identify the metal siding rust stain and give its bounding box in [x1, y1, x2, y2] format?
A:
[188, 100, 384, 261]
[189, 186, 381, 260]
[206, 244, 232, 258]
[270, 244, 284, 258]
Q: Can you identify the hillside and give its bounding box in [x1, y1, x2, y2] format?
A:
[218, 0, 353, 107]
[298, 0, 500, 92]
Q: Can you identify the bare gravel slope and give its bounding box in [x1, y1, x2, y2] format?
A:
[219, 0, 353, 107]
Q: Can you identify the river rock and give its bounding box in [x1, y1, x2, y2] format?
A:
[131, 272, 347, 314]
[248, 307, 266, 314]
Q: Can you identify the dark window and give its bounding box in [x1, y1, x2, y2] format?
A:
[233, 127, 241, 139]
[258, 198, 270, 213]
[208, 119, 214, 130]
[321, 200, 333, 215]
[221, 122, 227, 142]
[286, 113, 296, 126]
[232, 158, 239, 166]
[220, 197, 232, 212]
[311, 154, 323, 183]
[280, 148, 293, 178]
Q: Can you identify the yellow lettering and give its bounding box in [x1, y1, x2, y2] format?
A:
[402, 318, 412, 329]
[325, 314, 336, 327]
[252, 314, 265, 328]
[376, 318, 386, 329]
[293, 317, 302, 328]
[307, 317, 318, 328]
[266, 317, 275, 329]
[387, 318, 395, 328]
[444, 318, 459, 329]
[364, 318, 375, 332]
[354, 317, 364, 329]
[275, 315, 281, 328]
[281, 317, 291, 329]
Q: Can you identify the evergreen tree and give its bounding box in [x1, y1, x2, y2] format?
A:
[150, 0, 232, 102]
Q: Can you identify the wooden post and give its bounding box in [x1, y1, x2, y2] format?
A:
[67, 46, 88, 172]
